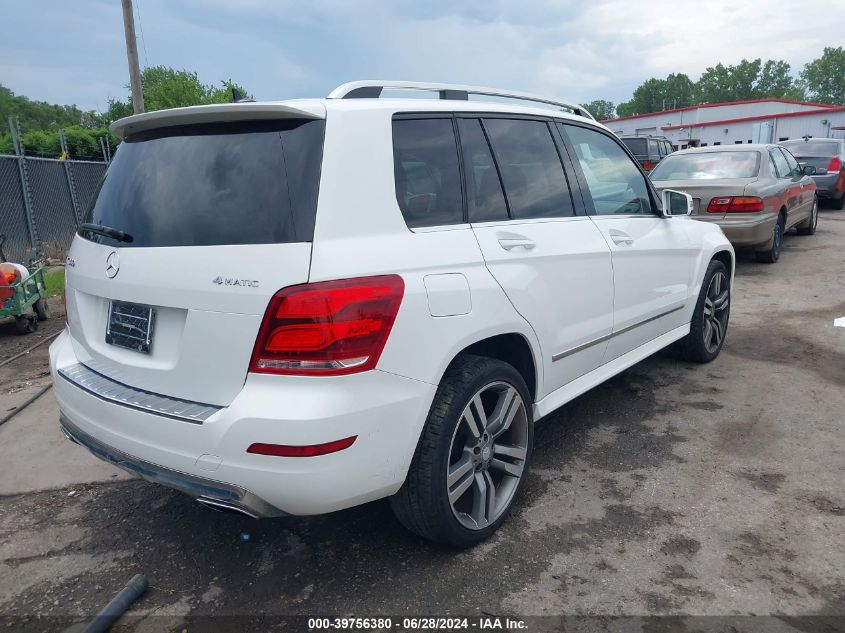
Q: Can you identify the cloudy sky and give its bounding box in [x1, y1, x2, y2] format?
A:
[2, 0, 843, 113]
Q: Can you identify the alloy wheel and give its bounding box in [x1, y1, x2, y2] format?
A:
[446, 381, 529, 530]
[702, 271, 729, 354]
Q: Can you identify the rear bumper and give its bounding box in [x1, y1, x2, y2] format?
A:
[60, 415, 285, 518]
[811, 173, 843, 198]
[50, 330, 437, 516]
[693, 213, 777, 248]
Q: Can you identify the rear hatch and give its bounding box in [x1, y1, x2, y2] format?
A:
[65, 106, 325, 406]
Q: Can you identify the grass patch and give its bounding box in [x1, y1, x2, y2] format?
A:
[43, 268, 65, 298]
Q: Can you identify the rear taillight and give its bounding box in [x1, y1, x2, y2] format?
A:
[642, 160, 656, 171]
[707, 196, 764, 213]
[249, 275, 404, 376]
[828, 157, 843, 173]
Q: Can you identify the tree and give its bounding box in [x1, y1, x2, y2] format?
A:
[106, 66, 252, 117]
[696, 58, 804, 103]
[801, 47, 845, 105]
[758, 60, 800, 99]
[581, 99, 615, 120]
[615, 73, 695, 117]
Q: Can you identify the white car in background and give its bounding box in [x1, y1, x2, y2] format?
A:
[51, 81, 733, 547]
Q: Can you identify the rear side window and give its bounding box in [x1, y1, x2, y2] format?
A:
[648, 139, 660, 159]
[82, 119, 324, 247]
[392, 118, 463, 228]
[457, 119, 508, 223]
[483, 118, 574, 220]
[770, 149, 790, 178]
[779, 148, 801, 176]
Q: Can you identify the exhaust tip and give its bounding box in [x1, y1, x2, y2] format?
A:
[196, 496, 259, 519]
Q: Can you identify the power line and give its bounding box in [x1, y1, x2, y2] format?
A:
[134, 0, 150, 67]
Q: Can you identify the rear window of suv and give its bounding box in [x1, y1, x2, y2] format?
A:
[81, 119, 325, 247]
[621, 138, 647, 157]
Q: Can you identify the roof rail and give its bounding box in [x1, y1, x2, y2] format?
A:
[327, 80, 595, 120]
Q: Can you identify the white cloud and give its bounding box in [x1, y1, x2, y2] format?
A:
[1, 0, 842, 112]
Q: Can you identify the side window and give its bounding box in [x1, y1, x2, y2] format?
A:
[770, 149, 790, 179]
[779, 148, 801, 177]
[482, 118, 574, 220]
[457, 118, 508, 223]
[560, 123, 655, 216]
[392, 118, 463, 228]
[649, 139, 660, 160]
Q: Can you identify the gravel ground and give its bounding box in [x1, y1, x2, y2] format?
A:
[1, 214, 844, 632]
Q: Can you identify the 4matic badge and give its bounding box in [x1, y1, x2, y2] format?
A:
[213, 276, 260, 288]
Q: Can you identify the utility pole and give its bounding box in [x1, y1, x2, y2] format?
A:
[121, 0, 145, 113]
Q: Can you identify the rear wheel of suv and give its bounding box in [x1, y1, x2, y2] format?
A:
[756, 212, 784, 263]
[391, 354, 533, 548]
[796, 197, 818, 236]
[679, 259, 730, 363]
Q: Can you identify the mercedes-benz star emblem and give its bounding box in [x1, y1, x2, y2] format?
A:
[105, 251, 120, 279]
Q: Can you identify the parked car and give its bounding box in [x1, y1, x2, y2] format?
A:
[650, 145, 818, 263]
[51, 80, 733, 547]
[780, 138, 845, 210]
[619, 135, 674, 172]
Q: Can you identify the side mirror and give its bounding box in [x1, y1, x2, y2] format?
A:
[801, 164, 819, 176]
[661, 189, 693, 216]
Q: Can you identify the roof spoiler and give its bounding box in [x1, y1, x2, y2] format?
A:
[110, 102, 325, 139]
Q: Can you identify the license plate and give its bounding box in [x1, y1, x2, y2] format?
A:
[106, 300, 155, 354]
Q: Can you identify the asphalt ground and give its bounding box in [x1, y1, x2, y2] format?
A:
[1, 209, 844, 632]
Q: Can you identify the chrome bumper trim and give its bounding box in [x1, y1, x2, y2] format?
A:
[57, 363, 220, 424]
[59, 414, 287, 519]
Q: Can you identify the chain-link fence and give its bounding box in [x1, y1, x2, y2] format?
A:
[0, 154, 106, 264]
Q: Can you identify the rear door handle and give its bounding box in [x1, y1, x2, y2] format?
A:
[497, 235, 536, 251]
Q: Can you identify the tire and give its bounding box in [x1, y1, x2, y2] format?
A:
[391, 354, 534, 548]
[755, 213, 784, 263]
[831, 192, 845, 211]
[679, 259, 730, 363]
[34, 298, 50, 321]
[796, 197, 818, 236]
[15, 316, 37, 335]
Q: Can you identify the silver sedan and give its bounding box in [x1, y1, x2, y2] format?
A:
[650, 144, 817, 263]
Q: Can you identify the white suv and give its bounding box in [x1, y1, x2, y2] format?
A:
[51, 81, 733, 547]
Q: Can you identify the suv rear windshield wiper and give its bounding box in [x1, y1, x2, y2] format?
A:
[79, 223, 134, 243]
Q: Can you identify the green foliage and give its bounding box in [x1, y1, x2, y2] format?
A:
[696, 58, 804, 104]
[581, 99, 616, 120]
[1, 67, 250, 160]
[43, 268, 65, 298]
[0, 133, 13, 154]
[612, 57, 811, 118]
[0, 84, 105, 132]
[801, 47, 845, 105]
[106, 67, 253, 115]
[616, 73, 695, 117]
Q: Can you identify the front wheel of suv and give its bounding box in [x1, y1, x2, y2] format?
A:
[679, 259, 730, 363]
[391, 354, 533, 548]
